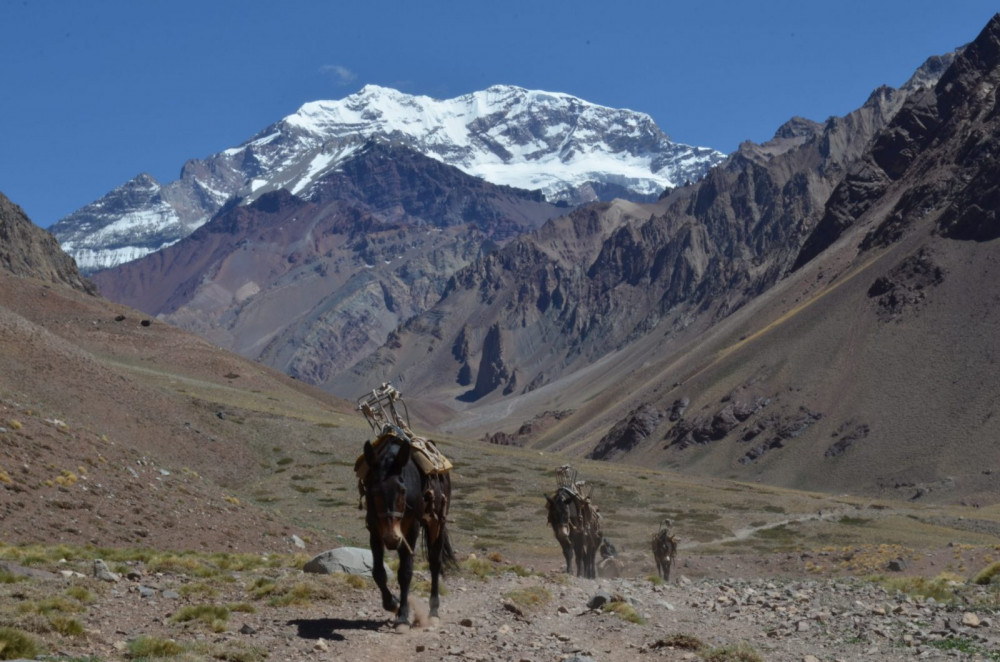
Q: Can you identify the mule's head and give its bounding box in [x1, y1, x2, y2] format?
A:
[363, 439, 412, 550]
[545, 493, 571, 541]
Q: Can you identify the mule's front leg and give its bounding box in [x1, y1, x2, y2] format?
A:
[393, 524, 419, 628]
[560, 540, 574, 574]
[369, 534, 399, 614]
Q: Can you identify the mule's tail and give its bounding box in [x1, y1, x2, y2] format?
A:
[420, 523, 459, 573]
[441, 527, 458, 571]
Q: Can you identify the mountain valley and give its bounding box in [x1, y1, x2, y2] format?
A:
[4, 17, 1000, 660]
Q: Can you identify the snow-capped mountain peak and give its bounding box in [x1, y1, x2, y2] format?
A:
[52, 85, 726, 273]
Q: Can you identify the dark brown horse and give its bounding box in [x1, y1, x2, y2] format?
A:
[362, 435, 455, 628]
[545, 486, 601, 578]
[652, 525, 678, 581]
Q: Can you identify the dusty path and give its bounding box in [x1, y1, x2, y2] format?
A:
[7, 550, 997, 662]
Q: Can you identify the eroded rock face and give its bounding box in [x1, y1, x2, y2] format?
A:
[589, 404, 664, 460]
[665, 398, 770, 450]
[825, 422, 872, 458]
[739, 408, 823, 465]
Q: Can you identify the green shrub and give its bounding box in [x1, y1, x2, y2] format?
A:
[879, 573, 961, 603]
[505, 586, 551, 610]
[127, 635, 183, 658]
[0, 627, 41, 660]
[602, 600, 644, 624]
[169, 604, 230, 632]
[973, 561, 1000, 585]
[48, 616, 85, 637]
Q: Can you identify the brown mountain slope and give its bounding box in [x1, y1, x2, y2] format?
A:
[0, 265, 371, 552]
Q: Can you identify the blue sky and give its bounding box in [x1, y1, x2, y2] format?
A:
[2, 1, 997, 228]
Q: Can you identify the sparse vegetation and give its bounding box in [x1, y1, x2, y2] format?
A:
[127, 635, 183, 658]
[504, 585, 551, 610]
[169, 604, 230, 632]
[928, 636, 1000, 661]
[973, 560, 1000, 585]
[700, 643, 764, 662]
[602, 600, 644, 624]
[48, 616, 85, 637]
[0, 627, 40, 660]
[651, 633, 704, 650]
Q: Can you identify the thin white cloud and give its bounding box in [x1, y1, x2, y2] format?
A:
[320, 64, 357, 86]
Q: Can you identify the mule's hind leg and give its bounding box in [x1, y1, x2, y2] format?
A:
[427, 531, 444, 621]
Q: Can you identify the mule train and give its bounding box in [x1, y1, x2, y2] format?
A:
[354, 383, 456, 629]
[544, 465, 604, 578]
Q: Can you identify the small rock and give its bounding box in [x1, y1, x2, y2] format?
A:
[803, 656, 821, 662]
[93, 559, 120, 582]
[460, 617, 475, 627]
[314, 638, 329, 652]
[961, 612, 981, 628]
[291, 534, 306, 549]
[239, 623, 256, 635]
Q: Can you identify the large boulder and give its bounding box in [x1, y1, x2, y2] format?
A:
[303, 547, 388, 577]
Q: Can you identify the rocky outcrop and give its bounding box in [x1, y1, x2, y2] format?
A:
[866, 248, 945, 321]
[665, 398, 769, 450]
[739, 408, 823, 465]
[825, 422, 872, 458]
[466, 323, 511, 401]
[589, 404, 664, 460]
[482, 410, 574, 446]
[0, 192, 95, 294]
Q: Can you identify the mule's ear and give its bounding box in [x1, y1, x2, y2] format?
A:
[390, 441, 411, 474]
[363, 441, 377, 474]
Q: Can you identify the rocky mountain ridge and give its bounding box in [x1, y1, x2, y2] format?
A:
[52, 84, 726, 273]
[330, 49, 956, 403]
[89, 141, 566, 383]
